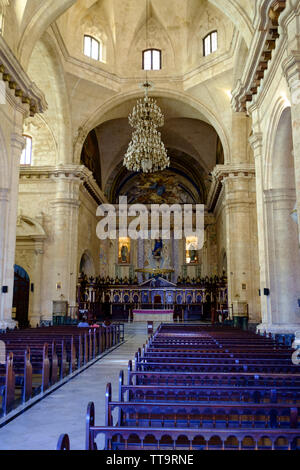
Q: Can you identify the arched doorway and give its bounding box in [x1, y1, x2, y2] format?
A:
[79, 251, 95, 278]
[13, 265, 30, 329]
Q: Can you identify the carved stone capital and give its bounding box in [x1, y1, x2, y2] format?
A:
[249, 132, 264, 153]
[282, 53, 300, 88]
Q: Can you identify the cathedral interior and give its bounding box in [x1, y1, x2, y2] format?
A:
[0, 0, 300, 453]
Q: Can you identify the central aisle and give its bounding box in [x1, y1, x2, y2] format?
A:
[0, 323, 151, 450]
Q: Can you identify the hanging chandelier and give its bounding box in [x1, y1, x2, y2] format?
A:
[123, 82, 169, 173]
[123, 0, 169, 173]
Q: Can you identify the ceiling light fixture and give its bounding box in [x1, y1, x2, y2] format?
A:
[123, 0, 169, 173]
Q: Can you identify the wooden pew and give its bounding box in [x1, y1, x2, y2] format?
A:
[56, 434, 70, 450]
[0, 324, 124, 415]
[105, 383, 299, 429]
[85, 401, 300, 450]
[0, 353, 15, 416]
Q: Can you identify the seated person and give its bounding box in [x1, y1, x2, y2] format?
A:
[102, 317, 111, 327]
[90, 316, 100, 328]
[77, 315, 89, 328]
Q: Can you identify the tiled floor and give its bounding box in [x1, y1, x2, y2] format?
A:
[0, 322, 152, 450]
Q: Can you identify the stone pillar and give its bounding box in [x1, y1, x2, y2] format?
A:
[249, 132, 271, 327]
[0, 188, 9, 292]
[222, 171, 260, 323]
[218, 111, 260, 323]
[283, 54, 300, 245]
[231, 112, 251, 163]
[30, 242, 44, 326]
[263, 188, 300, 332]
[0, 134, 24, 329]
[42, 174, 81, 320]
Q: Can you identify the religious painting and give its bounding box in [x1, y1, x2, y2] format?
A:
[118, 237, 130, 264]
[186, 236, 198, 264]
[120, 170, 198, 204]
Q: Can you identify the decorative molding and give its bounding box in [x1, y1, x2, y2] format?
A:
[282, 52, 300, 86]
[19, 165, 108, 205]
[232, 1, 286, 112]
[212, 164, 256, 182]
[207, 164, 256, 212]
[264, 187, 297, 203]
[0, 36, 47, 116]
[249, 132, 264, 153]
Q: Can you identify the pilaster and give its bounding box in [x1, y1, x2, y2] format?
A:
[283, 53, 300, 246]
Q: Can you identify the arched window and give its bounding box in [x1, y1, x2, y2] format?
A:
[84, 35, 101, 61]
[143, 49, 161, 70]
[203, 31, 218, 57]
[20, 135, 32, 165]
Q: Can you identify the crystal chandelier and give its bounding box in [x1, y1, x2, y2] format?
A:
[123, 83, 169, 173]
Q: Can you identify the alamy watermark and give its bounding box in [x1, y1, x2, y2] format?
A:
[96, 197, 204, 249]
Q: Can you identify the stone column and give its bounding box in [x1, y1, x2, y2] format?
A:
[42, 173, 81, 320]
[249, 132, 271, 328]
[0, 188, 9, 292]
[263, 188, 300, 332]
[30, 242, 44, 326]
[283, 53, 300, 245]
[223, 172, 260, 322]
[0, 134, 24, 329]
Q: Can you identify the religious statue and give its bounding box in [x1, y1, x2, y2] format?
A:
[188, 244, 197, 263]
[152, 238, 163, 258]
[121, 244, 129, 263]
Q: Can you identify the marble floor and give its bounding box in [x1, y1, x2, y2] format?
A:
[0, 322, 154, 451]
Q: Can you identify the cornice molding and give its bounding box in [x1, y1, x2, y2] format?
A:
[0, 36, 47, 116]
[207, 164, 256, 212]
[212, 163, 256, 181]
[19, 164, 108, 205]
[232, 1, 286, 112]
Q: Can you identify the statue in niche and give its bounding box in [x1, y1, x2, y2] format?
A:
[120, 244, 129, 263]
[189, 246, 198, 263]
[152, 238, 163, 258]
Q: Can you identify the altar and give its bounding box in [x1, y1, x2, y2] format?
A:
[133, 309, 174, 322]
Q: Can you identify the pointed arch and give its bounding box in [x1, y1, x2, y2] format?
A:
[79, 250, 95, 277]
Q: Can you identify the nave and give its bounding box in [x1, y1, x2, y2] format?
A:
[63, 323, 300, 451]
[1, 322, 300, 451]
[0, 324, 149, 450]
